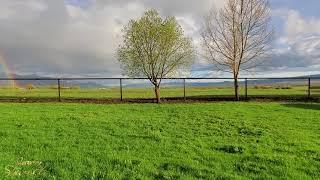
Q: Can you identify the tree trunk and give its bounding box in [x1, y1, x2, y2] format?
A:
[154, 85, 161, 103]
[234, 77, 239, 101]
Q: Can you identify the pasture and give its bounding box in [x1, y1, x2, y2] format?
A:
[0, 85, 319, 100]
[0, 102, 319, 179]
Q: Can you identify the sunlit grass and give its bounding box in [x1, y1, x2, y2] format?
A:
[0, 102, 319, 179]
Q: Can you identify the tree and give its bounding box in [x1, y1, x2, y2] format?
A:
[117, 10, 194, 103]
[201, 0, 273, 100]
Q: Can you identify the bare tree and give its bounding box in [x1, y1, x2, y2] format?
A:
[118, 9, 194, 103]
[201, 0, 273, 100]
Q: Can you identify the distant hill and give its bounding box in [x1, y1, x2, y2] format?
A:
[1, 73, 319, 88]
[126, 75, 320, 88]
[0, 74, 103, 88]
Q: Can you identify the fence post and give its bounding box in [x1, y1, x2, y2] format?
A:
[120, 78, 123, 101]
[308, 77, 311, 99]
[245, 78, 248, 100]
[58, 79, 61, 102]
[183, 78, 186, 101]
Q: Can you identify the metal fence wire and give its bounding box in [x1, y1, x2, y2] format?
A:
[0, 77, 319, 102]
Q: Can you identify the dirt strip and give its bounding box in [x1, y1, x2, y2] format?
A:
[0, 95, 319, 104]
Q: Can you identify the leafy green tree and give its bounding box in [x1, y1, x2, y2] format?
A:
[118, 10, 194, 103]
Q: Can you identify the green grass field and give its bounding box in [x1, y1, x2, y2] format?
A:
[0, 86, 319, 99]
[0, 102, 319, 179]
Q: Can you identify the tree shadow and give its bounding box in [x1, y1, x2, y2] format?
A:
[282, 103, 320, 111]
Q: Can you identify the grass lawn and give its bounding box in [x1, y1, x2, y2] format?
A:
[0, 102, 319, 179]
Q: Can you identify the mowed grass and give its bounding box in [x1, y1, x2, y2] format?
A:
[0, 102, 319, 179]
[0, 86, 318, 99]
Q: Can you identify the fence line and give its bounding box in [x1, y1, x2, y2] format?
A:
[0, 77, 319, 80]
[0, 77, 319, 102]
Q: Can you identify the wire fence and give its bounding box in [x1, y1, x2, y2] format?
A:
[0, 77, 319, 102]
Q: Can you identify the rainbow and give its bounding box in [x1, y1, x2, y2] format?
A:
[0, 54, 18, 88]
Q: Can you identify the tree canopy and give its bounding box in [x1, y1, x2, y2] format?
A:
[117, 9, 194, 102]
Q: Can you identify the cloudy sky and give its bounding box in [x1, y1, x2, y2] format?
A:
[0, 0, 319, 78]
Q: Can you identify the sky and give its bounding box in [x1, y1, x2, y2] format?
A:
[0, 0, 319, 78]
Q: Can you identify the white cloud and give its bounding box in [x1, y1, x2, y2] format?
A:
[262, 9, 320, 75]
[279, 9, 320, 45]
[0, 0, 47, 19]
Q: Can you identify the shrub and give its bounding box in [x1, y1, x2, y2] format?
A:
[70, 86, 81, 90]
[310, 86, 320, 90]
[254, 85, 273, 89]
[48, 85, 58, 89]
[26, 84, 35, 90]
[275, 86, 292, 90]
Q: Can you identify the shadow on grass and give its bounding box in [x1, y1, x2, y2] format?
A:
[282, 103, 320, 111]
[0, 95, 319, 104]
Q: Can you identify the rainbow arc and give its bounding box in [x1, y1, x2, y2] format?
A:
[0, 54, 18, 88]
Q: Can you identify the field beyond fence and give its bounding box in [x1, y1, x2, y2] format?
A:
[0, 77, 320, 102]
